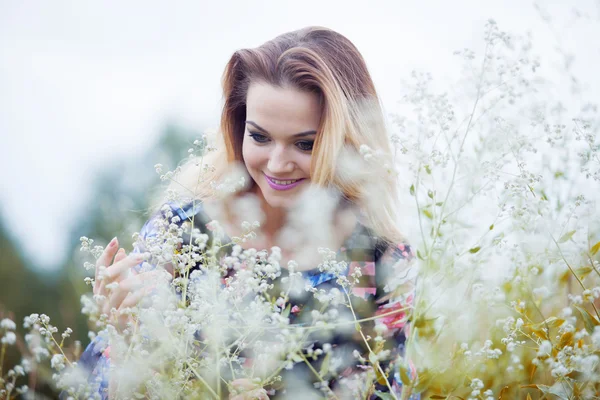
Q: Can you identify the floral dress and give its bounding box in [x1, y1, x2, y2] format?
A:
[75, 201, 419, 399]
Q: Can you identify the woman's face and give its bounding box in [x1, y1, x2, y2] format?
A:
[242, 82, 321, 209]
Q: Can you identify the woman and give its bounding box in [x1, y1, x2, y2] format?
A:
[77, 26, 418, 399]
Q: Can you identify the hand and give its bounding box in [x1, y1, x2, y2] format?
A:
[229, 379, 269, 400]
[94, 237, 172, 332]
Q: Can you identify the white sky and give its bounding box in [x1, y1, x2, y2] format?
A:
[1, 0, 598, 270]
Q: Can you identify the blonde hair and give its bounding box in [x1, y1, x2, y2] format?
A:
[168, 26, 405, 245]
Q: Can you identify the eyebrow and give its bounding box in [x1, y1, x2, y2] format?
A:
[245, 120, 317, 138]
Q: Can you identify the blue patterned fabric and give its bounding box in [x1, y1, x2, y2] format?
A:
[76, 200, 420, 399]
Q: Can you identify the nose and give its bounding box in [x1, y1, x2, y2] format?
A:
[267, 144, 294, 174]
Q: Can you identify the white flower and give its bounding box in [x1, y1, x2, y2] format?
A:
[0, 318, 16, 330]
[61, 327, 73, 339]
[592, 326, 600, 348]
[532, 286, 550, 299]
[21, 359, 31, 373]
[551, 364, 569, 378]
[1, 331, 16, 345]
[515, 318, 524, 329]
[16, 385, 28, 394]
[538, 340, 552, 357]
[23, 313, 39, 328]
[51, 354, 66, 371]
[568, 294, 583, 305]
[469, 378, 484, 399]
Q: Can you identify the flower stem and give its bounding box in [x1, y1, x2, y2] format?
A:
[187, 362, 220, 399]
[299, 352, 340, 400]
[343, 289, 398, 399]
[0, 343, 6, 380]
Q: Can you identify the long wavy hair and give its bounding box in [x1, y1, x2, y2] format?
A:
[168, 26, 404, 245]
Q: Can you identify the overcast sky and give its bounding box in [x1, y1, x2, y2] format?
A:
[1, 0, 598, 270]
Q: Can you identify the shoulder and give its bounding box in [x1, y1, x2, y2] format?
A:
[133, 199, 211, 272]
[139, 200, 209, 238]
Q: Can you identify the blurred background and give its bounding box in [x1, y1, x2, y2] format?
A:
[1, 0, 598, 396]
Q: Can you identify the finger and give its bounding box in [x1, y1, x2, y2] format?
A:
[113, 247, 128, 264]
[104, 274, 145, 315]
[103, 252, 147, 282]
[114, 285, 158, 331]
[97, 250, 138, 300]
[120, 287, 148, 309]
[231, 379, 259, 392]
[94, 237, 119, 294]
[108, 270, 171, 312]
[112, 248, 130, 280]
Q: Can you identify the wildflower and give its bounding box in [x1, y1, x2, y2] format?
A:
[469, 378, 484, 398]
[568, 294, 583, 305]
[21, 359, 31, 373]
[51, 354, 66, 371]
[23, 313, 39, 328]
[551, 364, 569, 378]
[0, 318, 16, 330]
[582, 289, 594, 302]
[515, 318, 524, 329]
[15, 385, 28, 394]
[1, 331, 16, 345]
[62, 327, 73, 339]
[538, 340, 552, 357]
[592, 326, 600, 348]
[31, 346, 50, 362]
[532, 286, 549, 299]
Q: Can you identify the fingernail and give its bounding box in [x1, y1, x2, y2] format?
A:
[109, 237, 117, 247]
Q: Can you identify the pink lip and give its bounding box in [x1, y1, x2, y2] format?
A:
[264, 174, 305, 191]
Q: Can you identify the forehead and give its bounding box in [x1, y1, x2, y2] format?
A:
[246, 82, 321, 134]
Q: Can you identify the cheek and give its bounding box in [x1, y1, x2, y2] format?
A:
[300, 155, 312, 177]
[242, 141, 263, 171]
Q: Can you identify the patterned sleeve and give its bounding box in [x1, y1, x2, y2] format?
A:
[131, 200, 209, 274]
[72, 200, 207, 399]
[372, 241, 419, 399]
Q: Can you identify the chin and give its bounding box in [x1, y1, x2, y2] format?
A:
[262, 192, 295, 209]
